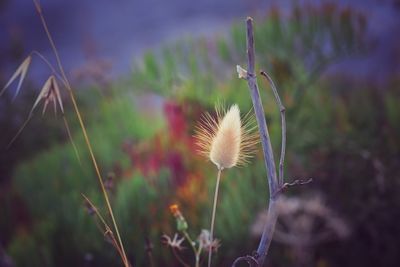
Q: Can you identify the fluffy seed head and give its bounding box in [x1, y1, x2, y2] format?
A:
[195, 104, 259, 170]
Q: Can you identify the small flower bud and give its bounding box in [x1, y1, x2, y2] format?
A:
[169, 204, 188, 231]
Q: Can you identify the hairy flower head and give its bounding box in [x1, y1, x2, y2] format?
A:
[195, 104, 258, 170]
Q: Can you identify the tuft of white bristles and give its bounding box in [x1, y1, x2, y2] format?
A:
[195, 104, 259, 170]
[210, 105, 241, 169]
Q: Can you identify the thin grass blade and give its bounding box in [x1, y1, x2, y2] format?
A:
[6, 112, 34, 149]
[63, 116, 81, 165]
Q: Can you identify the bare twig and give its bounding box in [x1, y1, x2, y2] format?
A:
[82, 194, 127, 264]
[273, 178, 313, 198]
[245, 18, 279, 265]
[234, 17, 280, 266]
[243, 18, 278, 194]
[260, 70, 286, 187]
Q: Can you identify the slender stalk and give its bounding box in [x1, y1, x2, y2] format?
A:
[33, 1, 129, 266]
[183, 231, 200, 267]
[82, 194, 127, 263]
[256, 200, 278, 261]
[208, 168, 222, 267]
[172, 247, 190, 267]
[145, 237, 155, 267]
[246, 17, 279, 266]
[260, 71, 286, 186]
[31, 50, 64, 82]
[245, 18, 278, 195]
[196, 243, 203, 267]
[62, 115, 82, 165]
[7, 112, 33, 149]
[233, 17, 280, 266]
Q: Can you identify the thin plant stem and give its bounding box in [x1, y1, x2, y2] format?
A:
[145, 237, 155, 267]
[171, 247, 190, 267]
[233, 17, 280, 266]
[106, 230, 127, 264]
[82, 194, 127, 265]
[245, 18, 279, 265]
[147, 249, 155, 267]
[208, 168, 222, 267]
[260, 70, 286, 186]
[81, 194, 109, 230]
[62, 115, 82, 165]
[183, 231, 200, 267]
[245, 18, 279, 195]
[31, 51, 64, 82]
[7, 112, 34, 149]
[196, 243, 203, 267]
[33, 1, 129, 266]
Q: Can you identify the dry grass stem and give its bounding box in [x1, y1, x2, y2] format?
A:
[32, 1, 130, 265]
[82, 194, 127, 263]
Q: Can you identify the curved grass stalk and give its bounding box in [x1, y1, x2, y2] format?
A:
[62, 115, 82, 165]
[33, 1, 129, 266]
[260, 70, 286, 186]
[7, 112, 34, 149]
[171, 247, 190, 267]
[82, 194, 126, 263]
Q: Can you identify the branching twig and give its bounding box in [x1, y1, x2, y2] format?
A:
[273, 178, 313, 198]
[243, 18, 278, 194]
[62, 115, 81, 164]
[234, 17, 280, 266]
[260, 70, 286, 187]
[234, 18, 314, 267]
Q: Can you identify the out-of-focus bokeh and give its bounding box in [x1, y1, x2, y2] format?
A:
[1, 0, 399, 266]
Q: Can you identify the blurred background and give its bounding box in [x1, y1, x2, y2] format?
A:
[1, 0, 400, 266]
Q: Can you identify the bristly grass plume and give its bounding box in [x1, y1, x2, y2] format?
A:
[195, 103, 259, 267]
[195, 104, 258, 170]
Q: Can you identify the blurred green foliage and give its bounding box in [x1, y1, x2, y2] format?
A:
[3, 3, 400, 267]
